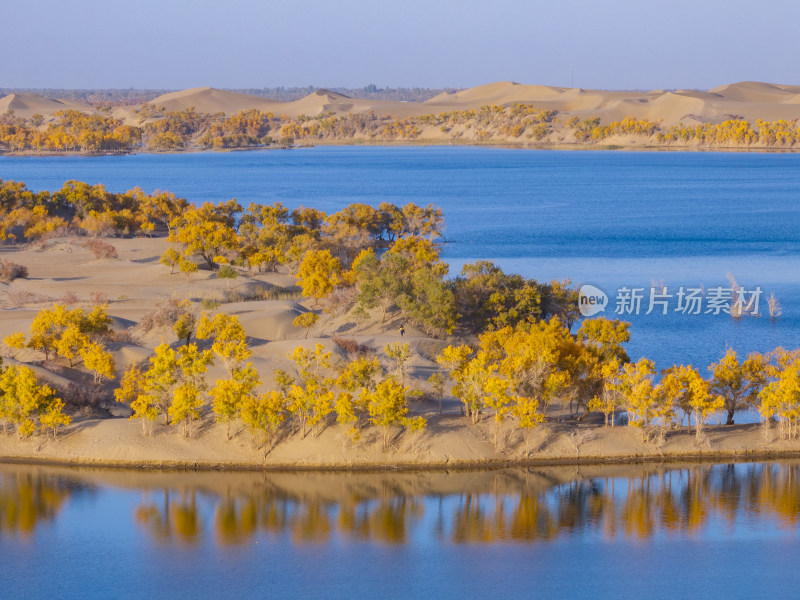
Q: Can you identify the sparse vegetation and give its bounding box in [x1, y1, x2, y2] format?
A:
[0, 259, 28, 282]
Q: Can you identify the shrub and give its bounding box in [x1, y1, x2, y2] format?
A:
[139, 298, 193, 332]
[261, 286, 303, 301]
[110, 327, 139, 344]
[5, 290, 51, 307]
[0, 260, 28, 282]
[82, 239, 118, 259]
[55, 381, 110, 414]
[200, 298, 220, 310]
[216, 265, 238, 279]
[59, 291, 80, 305]
[332, 336, 371, 356]
[326, 286, 357, 317]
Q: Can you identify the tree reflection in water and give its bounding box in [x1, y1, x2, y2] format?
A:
[0, 470, 84, 538]
[135, 489, 201, 545]
[3, 462, 800, 545]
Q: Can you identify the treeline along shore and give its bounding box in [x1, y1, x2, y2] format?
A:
[0, 178, 797, 469]
[5, 81, 800, 153]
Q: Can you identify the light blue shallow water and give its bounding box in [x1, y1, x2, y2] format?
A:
[2, 146, 799, 371]
[1, 463, 800, 600]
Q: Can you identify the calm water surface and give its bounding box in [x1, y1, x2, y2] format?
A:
[1, 462, 800, 599]
[2, 148, 799, 596]
[1, 146, 799, 372]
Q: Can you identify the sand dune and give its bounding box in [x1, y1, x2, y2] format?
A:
[5, 80, 800, 131]
[709, 81, 797, 102]
[0, 93, 94, 119]
[285, 89, 360, 117]
[147, 87, 284, 114]
[426, 81, 566, 105]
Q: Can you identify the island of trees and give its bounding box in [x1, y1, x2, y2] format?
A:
[0, 178, 796, 464]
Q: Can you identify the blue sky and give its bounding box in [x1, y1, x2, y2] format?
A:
[5, 0, 799, 90]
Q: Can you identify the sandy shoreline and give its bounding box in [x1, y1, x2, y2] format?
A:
[0, 413, 796, 472]
[0, 232, 792, 473]
[7, 141, 800, 158]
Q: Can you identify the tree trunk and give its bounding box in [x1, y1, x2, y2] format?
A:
[726, 408, 735, 425]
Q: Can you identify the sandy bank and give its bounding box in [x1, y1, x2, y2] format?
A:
[0, 413, 795, 472]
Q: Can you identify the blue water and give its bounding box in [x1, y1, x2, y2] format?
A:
[2, 146, 799, 370]
[2, 463, 800, 599]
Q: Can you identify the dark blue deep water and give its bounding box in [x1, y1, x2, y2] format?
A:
[2, 146, 799, 371]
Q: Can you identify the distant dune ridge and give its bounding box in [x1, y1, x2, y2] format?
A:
[150, 87, 284, 115]
[3, 80, 800, 125]
[0, 93, 94, 119]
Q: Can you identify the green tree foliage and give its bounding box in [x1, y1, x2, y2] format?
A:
[453, 261, 543, 333]
[384, 342, 412, 385]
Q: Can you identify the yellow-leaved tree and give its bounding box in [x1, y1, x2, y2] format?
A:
[334, 355, 382, 443]
[13, 303, 114, 381]
[365, 376, 425, 450]
[141, 343, 178, 427]
[292, 312, 320, 339]
[169, 344, 213, 438]
[758, 350, 800, 440]
[709, 348, 766, 425]
[658, 365, 723, 441]
[197, 312, 259, 438]
[210, 364, 261, 440]
[588, 358, 622, 427]
[167, 201, 240, 270]
[240, 390, 288, 456]
[285, 344, 335, 437]
[0, 365, 69, 439]
[296, 249, 344, 306]
[617, 358, 673, 442]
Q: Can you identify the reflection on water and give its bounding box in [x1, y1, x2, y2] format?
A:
[135, 490, 201, 544]
[2, 462, 798, 545]
[0, 470, 83, 537]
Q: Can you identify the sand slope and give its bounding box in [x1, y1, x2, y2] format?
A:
[5, 80, 800, 126]
[146, 87, 284, 114]
[0, 93, 95, 119]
